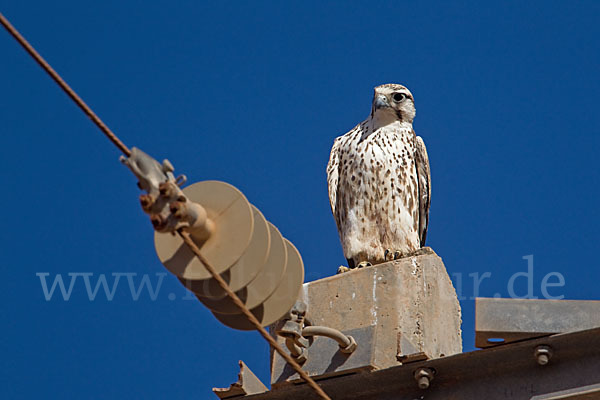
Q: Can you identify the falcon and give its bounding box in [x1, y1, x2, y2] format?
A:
[326, 84, 431, 273]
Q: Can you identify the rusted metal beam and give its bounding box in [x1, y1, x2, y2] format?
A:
[239, 327, 600, 400]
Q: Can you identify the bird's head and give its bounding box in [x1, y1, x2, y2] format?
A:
[371, 84, 415, 125]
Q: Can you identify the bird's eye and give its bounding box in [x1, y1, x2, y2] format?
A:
[392, 93, 406, 102]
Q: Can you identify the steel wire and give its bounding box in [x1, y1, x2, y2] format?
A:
[0, 11, 330, 400]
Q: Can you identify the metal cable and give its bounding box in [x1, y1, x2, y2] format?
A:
[1, 11, 330, 399]
[0, 12, 131, 157]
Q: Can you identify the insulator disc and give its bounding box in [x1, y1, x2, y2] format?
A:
[178, 204, 270, 298]
[154, 181, 253, 280]
[198, 221, 287, 313]
[212, 239, 304, 330]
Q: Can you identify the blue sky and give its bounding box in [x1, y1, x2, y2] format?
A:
[1, 1, 599, 398]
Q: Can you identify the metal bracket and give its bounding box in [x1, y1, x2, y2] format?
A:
[212, 360, 268, 399]
[272, 325, 375, 386]
[396, 333, 429, 364]
[275, 301, 311, 362]
[275, 301, 358, 364]
[120, 147, 214, 237]
[120, 147, 185, 196]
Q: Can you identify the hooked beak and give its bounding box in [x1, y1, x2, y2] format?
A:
[374, 94, 389, 109]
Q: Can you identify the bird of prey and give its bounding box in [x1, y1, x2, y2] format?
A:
[326, 84, 431, 273]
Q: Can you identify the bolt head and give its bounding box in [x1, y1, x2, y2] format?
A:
[535, 345, 553, 366]
[414, 368, 434, 390]
[158, 182, 172, 197]
[139, 194, 154, 210]
[150, 215, 164, 229]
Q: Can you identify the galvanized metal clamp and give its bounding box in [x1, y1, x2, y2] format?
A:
[120, 147, 214, 239]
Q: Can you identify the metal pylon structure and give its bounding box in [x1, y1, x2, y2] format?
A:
[2, 12, 599, 400]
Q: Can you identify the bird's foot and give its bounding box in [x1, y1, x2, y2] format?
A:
[384, 249, 403, 261]
[384, 249, 392, 261]
[338, 261, 372, 274]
